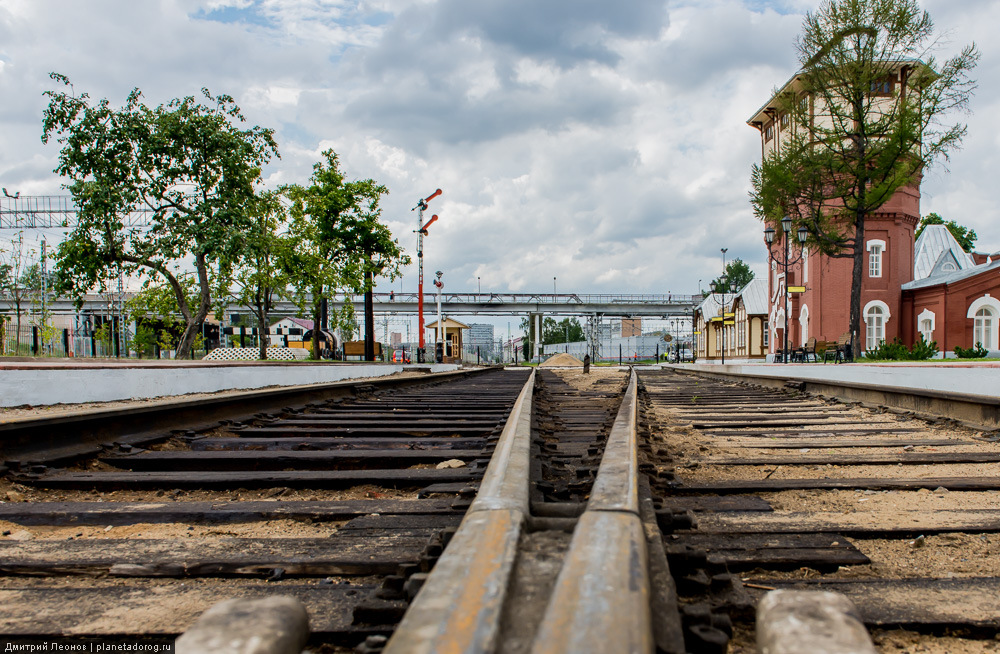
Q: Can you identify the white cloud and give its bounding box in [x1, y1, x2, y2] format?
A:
[0, 0, 994, 304]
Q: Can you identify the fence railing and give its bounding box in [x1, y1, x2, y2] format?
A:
[0, 324, 207, 359]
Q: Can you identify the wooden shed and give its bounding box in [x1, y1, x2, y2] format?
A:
[425, 317, 468, 363]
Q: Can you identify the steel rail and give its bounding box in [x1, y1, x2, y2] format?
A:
[385, 369, 652, 653]
[531, 369, 652, 654]
[383, 369, 535, 654]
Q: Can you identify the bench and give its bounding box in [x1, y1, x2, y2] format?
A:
[791, 337, 818, 363]
[823, 333, 853, 364]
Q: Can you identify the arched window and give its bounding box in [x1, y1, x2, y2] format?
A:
[967, 295, 1000, 350]
[867, 239, 886, 278]
[974, 307, 996, 350]
[866, 305, 886, 350]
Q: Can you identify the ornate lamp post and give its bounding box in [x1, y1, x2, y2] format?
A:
[764, 216, 809, 363]
[709, 274, 732, 365]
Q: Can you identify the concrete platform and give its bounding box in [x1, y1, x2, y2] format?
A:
[0, 360, 461, 407]
[672, 361, 1000, 403]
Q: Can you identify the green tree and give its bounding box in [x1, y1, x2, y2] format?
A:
[126, 276, 208, 355]
[0, 233, 37, 343]
[520, 316, 552, 358]
[750, 0, 978, 355]
[223, 191, 292, 360]
[284, 150, 406, 360]
[708, 258, 755, 294]
[42, 74, 278, 359]
[326, 176, 409, 361]
[543, 317, 585, 344]
[914, 212, 977, 252]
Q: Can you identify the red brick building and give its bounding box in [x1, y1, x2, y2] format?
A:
[901, 225, 1000, 352]
[749, 65, 922, 354]
[747, 60, 1000, 357]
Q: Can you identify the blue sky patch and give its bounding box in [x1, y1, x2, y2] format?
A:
[192, 4, 274, 28]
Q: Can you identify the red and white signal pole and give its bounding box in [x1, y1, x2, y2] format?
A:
[412, 189, 441, 362]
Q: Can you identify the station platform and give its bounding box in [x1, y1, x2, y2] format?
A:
[672, 361, 1000, 403]
[0, 359, 461, 407]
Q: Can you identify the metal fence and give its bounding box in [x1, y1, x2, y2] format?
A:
[0, 323, 207, 359]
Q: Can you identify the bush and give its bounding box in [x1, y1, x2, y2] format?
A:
[908, 336, 940, 360]
[954, 342, 989, 358]
[865, 338, 908, 360]
[865, 336, 939, 361]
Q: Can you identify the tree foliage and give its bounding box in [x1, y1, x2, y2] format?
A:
[42, 74, 278, 358]
[749, 0, 977, 354]
[709, 258, 755, 294]
[223, 191, 292, 360]
[125, 276, 205, 354]
[543, 317, 585, 344]
[914, 212, 977, 252]
[283, 150, 407, 359]
[0, 233, 39, 337]
[520, 316, 586, 354]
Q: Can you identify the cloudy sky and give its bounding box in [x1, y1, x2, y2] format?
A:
[0, 0, 996, 307]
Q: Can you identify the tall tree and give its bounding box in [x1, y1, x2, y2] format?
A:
[224, 191, 292, 360]
[750, 0, 977, 355]
[543, 317, 585, 345]
[708, 258, 755, 294]
[42, 74, 278, 359]
[329, 178, 409, 361]
[0, 233, 35, 342]
[914, 212, 977, 252]
[284, 151, 406, 359]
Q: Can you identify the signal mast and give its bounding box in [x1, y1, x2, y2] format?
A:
[412, 189, 441, 362]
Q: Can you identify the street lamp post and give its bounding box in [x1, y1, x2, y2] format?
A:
[764, 216, 809, 363]
[710, 248, 732, 366]
[709, 275, 732, 366]
[433, 270, 444, 363]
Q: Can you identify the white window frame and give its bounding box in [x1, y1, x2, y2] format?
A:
[917, 308, 935, 344]
[867, 239, 886, 278]
[799, 304, 809, 346]
[863, 299, 891, 350]
[968, 295, 1000, 350]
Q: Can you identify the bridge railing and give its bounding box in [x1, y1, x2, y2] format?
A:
[339, 292, 701, 305]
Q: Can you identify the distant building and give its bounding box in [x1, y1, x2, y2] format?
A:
[694, 278, 768, 361]
[390, 331, 402, 347]
[621, 318, 642, 337]
[467, 323, 495, 358]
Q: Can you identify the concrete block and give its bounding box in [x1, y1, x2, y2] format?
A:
[757, 589, 875, 654]
[175, 595, 309, 654]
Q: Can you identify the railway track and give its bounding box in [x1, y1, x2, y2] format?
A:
[0, 369, 529, 650]
[1, 364, 999, 652]
[639, 368, 1000, 653]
